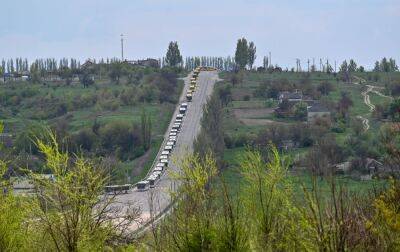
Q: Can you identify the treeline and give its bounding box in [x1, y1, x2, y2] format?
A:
[184, 56, 236, 71]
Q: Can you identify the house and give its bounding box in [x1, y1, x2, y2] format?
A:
[81, 60, 95, 69]
[365, 158, 384, 174]
[278, 90, 303, 104]
[126, 58, 160, 68]
[333, 161, 351, 175]
[307, 103, 331, 122]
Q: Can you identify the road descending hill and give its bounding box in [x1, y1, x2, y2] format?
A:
[112, 70, 219, 230]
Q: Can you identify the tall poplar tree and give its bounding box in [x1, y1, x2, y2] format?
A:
[234, 38, 249, 69]
[248, 41, 257, 70]
[165, 41, 183, 67]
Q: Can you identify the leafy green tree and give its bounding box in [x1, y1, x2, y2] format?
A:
[80, 72, 94, 88]
[194, 93, 225, 164]
[165, 41, 182, 67]
[293, 101, 308, 120]
[348, 59, 357, 72]
[0, 122, 30, 251]
[388, 98, 400, 121]
[28, 132, 140, 251]
[108, 62, 122, 83]
[317, 81, 335, 95]
[248, 41, 256, 70]
[140, 109, 152, 151]
[240, 146, 312, 250]
[234, 38, 249, 69]
[59, 66, 73, 85]
[374, 61, 381, 72]
[337, 91, 353, 118]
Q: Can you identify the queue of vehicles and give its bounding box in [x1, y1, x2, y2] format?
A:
[136, 67, 201, 191]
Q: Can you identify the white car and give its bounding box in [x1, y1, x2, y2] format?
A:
[176, 114, 184, 119]
[166, 141, 174, 147]
[162, 150, 170, 155]
[160, 155, 168, 160]
[164, 145, 173, 151]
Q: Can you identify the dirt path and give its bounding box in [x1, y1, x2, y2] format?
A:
[353, 76, 392, 131]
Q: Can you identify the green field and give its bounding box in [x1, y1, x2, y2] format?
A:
[221, 147, 387, 199]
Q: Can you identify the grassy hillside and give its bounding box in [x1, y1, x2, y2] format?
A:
[217, 70, 399, 194]
[0, 66, 183, 183]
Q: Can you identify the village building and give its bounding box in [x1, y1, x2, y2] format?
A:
[307, 103, 331, 122]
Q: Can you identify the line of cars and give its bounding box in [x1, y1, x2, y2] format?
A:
[136, 68, 201, 191]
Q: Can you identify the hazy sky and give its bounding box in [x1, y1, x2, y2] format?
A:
[1, 0, 399, 69]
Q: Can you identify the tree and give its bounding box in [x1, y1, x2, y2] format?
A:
[348, 59, 357, 72]
[59, 66, 73, 85]
[374, 61, 381, 72]
[248, 41, 256, 70]
[0, 122, 30, 251]
[80, 72, 94, 88]
[337, 92, 353, 118]
[339, 60, 350, 82]
[165, 41, 182, 67]
[28, 132, 140, 251]
[234, 38, 249, 69]
[317, 81, 335, 95]
[194, 93, 225, 164]
[108, 62, 122, 83]
[140, 109, 152, 151]
[293, 102, 308, 120]
[388, 98, 400, 121]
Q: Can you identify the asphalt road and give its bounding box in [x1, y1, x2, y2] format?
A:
[112, 70, 219, 228]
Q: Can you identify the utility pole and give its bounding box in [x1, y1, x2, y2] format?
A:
[269, 51, 272, 68]
[307, 59, 310, 72]
[334, 60, 337, 73]
[320, 58, 323, 72]
[120, 34, 124, 61]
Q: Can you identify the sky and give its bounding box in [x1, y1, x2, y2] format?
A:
[1, 0, 399, 69]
